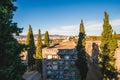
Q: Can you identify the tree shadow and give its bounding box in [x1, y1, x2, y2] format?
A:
[91, 42, 99, 69]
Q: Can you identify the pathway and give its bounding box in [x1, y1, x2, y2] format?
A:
[23, 71, 41, 80]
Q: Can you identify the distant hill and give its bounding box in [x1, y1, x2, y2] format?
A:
[14, 34, 68, 40]
[86, 34, 120, 41]
[14, 34, 120, 40]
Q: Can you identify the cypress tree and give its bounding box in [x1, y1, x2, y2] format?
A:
[44, 31, 49, 47]
[99, 12, 117, 79]
[80, 20, 85, 33]
[76, 20, 88, 80]
[26, 25, 35, 71]
[33, 29, 42, 73]
[0, 0, 26, 80]
[109, 32, 117, 55]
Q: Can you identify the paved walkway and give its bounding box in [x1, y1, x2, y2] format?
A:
[23, 71, 41, 80]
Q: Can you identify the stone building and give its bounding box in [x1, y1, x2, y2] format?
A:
[115, 40, 120, 79]
[42, 41, 77, 80]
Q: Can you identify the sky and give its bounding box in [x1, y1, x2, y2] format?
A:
[13, 0, 120, 36]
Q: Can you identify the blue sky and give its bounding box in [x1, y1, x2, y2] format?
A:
[13, 0, 120, 36]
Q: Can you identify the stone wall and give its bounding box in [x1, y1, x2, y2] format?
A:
[115, 40, 120, 72]
[86, 40, 120, 73]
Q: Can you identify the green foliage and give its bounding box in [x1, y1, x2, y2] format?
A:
[99, 12, 117, 80]
[109, 32, 117, 55]
[26, 25, 35, 70]
[80, 20, 85, 34]
[0, 0, 26, 80]
[76, 20, 88, 80]
[44, 31, 50, 47]
[34, 29, 42, 59]
[33, 29, 42, 73]
[35, 59, 42, 73]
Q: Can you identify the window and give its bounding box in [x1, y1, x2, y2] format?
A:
[53, 55, 58, 59]
[70, 61, 75, 65]
[48, 55, 52, 59]
[64, 55, 70, 59]
[64, 66, 69, 70]
[47, 70, 52, 74]
[58, 65, 64, 69]
[47, 65, 52, 69]
[65, 61, 69, 65]
[52, 65, 58, 70]
[59, 60, 64, 64]
[47, 61, 51, 65]
[53, 61, 57, 64]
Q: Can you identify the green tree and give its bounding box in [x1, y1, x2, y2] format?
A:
[0, 0, 26, 80]
[44, 31, 49, 47]
[33, 29, 42, 73]
[76, 20, 88, 80]
[80, 20, 85, 33]
[26, 25, 35, 71]
[99, 12, 117, 80]
[109, 32, 117, 55]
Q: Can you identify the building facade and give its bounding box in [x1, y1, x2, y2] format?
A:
[42, 41, 77, 80]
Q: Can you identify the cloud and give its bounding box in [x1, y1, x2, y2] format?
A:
[110, 19, 120, 33]
[49, 24, 79, 36]
[110, 19, 120, 27]
[21, 19, 120, 36]
[49, 19, 120, 36]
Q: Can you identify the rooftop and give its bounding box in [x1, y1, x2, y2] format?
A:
[47, 41, 76, 49]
